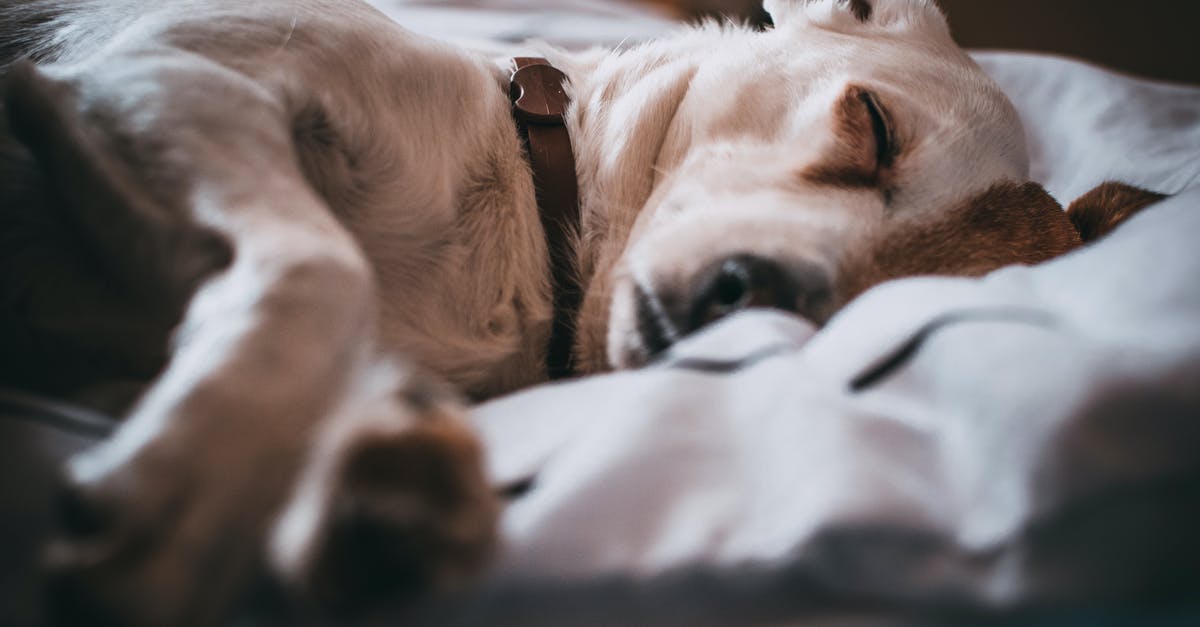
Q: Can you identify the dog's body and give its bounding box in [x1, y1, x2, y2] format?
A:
[0, 0, 1158, 624]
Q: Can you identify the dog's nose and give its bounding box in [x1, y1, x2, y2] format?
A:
[686, 254, 831, 332]
[634, 254, 832, 360]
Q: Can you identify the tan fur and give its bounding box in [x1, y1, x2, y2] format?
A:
[0, 0, 1151, 623]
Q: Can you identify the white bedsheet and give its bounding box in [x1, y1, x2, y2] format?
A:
[363, 2, 1200, 622]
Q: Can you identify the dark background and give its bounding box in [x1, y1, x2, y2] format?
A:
[661, 0, 1200, 85]
[937, 0, 1200, 85]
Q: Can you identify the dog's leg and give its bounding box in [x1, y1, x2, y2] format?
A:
[7, 59, 494, 625]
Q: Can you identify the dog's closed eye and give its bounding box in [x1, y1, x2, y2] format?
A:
[860, 89, 896, 171]
[800, 84, 898, 195]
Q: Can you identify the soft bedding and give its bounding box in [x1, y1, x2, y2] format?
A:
[360, 1, 1200, 624]
[2, 1, 1198, 625]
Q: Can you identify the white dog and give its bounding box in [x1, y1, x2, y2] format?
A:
[0, 0, 1158, 624]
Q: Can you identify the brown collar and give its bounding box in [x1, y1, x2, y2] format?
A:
[509, 57, 582, 380]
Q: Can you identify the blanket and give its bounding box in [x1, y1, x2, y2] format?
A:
[2, 2, 1197, 624]
[362, 1, 1200, 624]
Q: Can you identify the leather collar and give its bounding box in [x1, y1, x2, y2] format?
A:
[509, 57, 581, 380]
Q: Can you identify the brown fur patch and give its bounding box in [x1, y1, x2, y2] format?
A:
[310, 416, 498, 606]
[801, 85, 894, 192]
[841, 181, 1082, 301]
[1066, 181, 1166, 242]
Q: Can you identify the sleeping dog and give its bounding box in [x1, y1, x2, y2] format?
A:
[0, 0, 1161, 623]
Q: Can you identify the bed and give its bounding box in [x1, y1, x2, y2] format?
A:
[2, 1, 1199, 624]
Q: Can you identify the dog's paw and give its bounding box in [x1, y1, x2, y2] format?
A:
[43, 367, 497, 626]
[269, 375, 499, 616]
[303, 420, 497, 612]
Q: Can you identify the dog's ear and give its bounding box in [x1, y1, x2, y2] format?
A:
[3, 60, 231, 308]
[1065, 181, 1166, 243]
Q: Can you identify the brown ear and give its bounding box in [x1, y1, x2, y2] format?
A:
[1066, 181, 1166, 242]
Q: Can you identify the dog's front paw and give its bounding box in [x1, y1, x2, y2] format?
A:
[270, 376, 499, 617]
[308, 420, 497, 611]
[43, 369, 497, 625]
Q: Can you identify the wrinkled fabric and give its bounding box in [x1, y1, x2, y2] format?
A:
[475, 182, 1200, 586]
[974, 51, 1200, 200]
[354, 2, 1200, 623]
[454, 175, 1200, 626]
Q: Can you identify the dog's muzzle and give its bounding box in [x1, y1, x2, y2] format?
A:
[635, 254, 832, 360]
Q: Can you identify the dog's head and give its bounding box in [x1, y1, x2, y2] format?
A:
[592, 0, 1081, 369]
